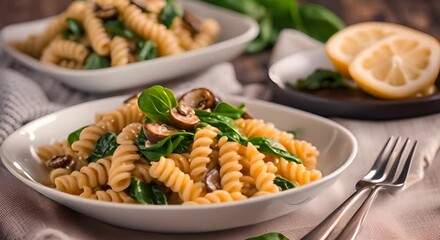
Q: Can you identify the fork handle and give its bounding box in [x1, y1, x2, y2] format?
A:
[335, 186, 384, 240]
[301, 186, 372, 240]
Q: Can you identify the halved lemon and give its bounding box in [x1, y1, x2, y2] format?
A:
[326, 22, 419, 77]
[348, 33, 440, 99]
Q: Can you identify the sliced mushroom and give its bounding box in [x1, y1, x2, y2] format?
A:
[179, 88, 219, 110]
[169, 104, 200, 130]
[123, 92, 139, 104]
[143, 123, 178, 143]
[205, 167, 221, 193]
[94, 3, 117, 20]
[47, 155, 74, 169]
[131, 0, 148, 12]
[243, 112, 254, 119]
[183, 10, 202, 33]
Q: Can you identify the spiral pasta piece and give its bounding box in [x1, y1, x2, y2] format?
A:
[37, 141, 65, 162]
[71, 122, 108, 159]
[83, 3, 111, 56]
[11, 14, 68, 58]
[58, 59, 83, 69]
[240, 175, 258, 197]
[49, 168, 72, 184]
[116, 122, 143, 144]
[246, 143, 279, 196]
[96, 190, 135, 203]
[217, 137, 246, 200]
[149, 157, 204, 202]
[109, 144, 141, 192]
[236, 119, 281, 140]
[132, 162, 153, 183]
[54, 157, 112, 194]
[72, 104, 144, 159]
[115, 0, 183, 56]
[79, 186, 97, 200]
[110, 36, 130, 67]
[189, 126, 217, 182]
[41, 39, 89, 64]
[167, 153, 190, 174]
[99, 103, 145, 133]
[274, 158, 322, 186]
[183, 190, 234, 205]
[280, 139, 319, 170]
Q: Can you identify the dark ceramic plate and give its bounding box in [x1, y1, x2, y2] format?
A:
[268, 48, 440, 120]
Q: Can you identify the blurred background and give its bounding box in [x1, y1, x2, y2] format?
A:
[1, 0, 439, 84]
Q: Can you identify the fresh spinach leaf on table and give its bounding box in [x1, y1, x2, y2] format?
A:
[246, 232, 290, 240]
[201, 0, 345, 53]
[299, 3, 345, 42]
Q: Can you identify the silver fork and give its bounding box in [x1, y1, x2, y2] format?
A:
[302, 136, 418, 240]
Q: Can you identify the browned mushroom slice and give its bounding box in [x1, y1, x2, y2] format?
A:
[47, 155, 74, 169]
[178, 88, 219, 110]
[143, 123, 178, 144]
[169, 104, 200, 131]
[205, 167, 221, 193]
[242, 112, 254, 119]
[183, 10, 202, 33]
[94, 3, 117, 20]
[131, 0, 148, 12]
[123, 92, 140, 104]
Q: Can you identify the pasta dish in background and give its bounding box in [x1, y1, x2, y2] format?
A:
[10, 0, 220, 70]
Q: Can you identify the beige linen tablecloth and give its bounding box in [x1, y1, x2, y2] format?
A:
[1, 30, 439, 240]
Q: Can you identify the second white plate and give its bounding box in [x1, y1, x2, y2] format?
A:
[0, 0, 258, 93]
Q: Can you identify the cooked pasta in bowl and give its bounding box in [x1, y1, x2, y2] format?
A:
[0, 86, 357, 232]
[0, 0, 258, 93]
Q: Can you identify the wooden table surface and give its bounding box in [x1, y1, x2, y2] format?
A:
[1, 0, 439, 85]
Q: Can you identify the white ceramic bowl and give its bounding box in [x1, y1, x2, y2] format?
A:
[0, 95, 357, 233]
[0, 0, 258, 93]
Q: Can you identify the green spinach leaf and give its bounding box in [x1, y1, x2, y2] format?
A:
[159, 0, 183, 28]
[86, 132, 119, 163]
[274, 176, 295, 191]
[136, 130, 194, 161]
[287, 130, 300, 139]
[84, 53, 110, 69]
[212, 102, 245, 119]
[67, 126, 88, 146]
[62, 18, 84, 41]
[137, 85, 178, 124]
[289, 69, 353, 90]
[248, 137, 302, 164]
[196, 110, 248, 145]
[127, 177, 167, 205]
[138, 40, 157, 61]
[246, 232, 290, 240]
[104, 20, 142, 42]
[299, 4, 345, 42]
